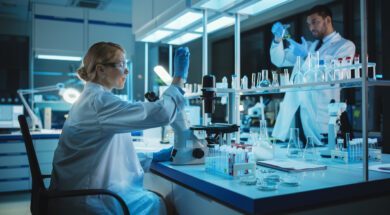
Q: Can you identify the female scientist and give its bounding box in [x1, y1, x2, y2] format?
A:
[48, 42, 189, 215]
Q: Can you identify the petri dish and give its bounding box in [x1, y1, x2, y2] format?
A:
[240, 176, 257, 185]
[257, 181, 278, 191]
[281, 176, 300, 187]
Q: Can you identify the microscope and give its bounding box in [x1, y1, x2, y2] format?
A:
[189, 75, 239, 150]
[320, 101, 353, 157]
[145, 91, 207, 165]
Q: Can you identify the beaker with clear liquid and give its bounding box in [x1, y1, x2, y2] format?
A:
[287, 128, 302, 158]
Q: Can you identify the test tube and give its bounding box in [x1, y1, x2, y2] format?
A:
[272, 71, 279, 87]
[251, 73, 256, 89]
[256, 72, 262, 88]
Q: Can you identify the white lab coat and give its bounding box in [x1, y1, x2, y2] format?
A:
[48, 82, 185, 215]
[270, 32, 355, 145]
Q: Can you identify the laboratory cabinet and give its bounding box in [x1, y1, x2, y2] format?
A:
[0, 133, 60, 192]
[32, 3, 133, 58]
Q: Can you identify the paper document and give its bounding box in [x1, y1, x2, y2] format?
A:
[369, 164, 390, 173]
[257, 159, 327, 172]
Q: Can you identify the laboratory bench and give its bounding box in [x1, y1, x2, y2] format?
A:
[145, 145, 390, 215]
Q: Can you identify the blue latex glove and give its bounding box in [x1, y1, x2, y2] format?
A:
[174, 47, 190, 81]
[271, 22, 290, 41]
[153, 146, 173, 162]
[287, 36, 308, 59]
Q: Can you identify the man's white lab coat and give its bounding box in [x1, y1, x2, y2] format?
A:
[270, 32, 355, 145]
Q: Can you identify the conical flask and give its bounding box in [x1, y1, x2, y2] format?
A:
[303, 136, 318, 161]
[287, 128, 302, 158]
[253, 120, 273, 161]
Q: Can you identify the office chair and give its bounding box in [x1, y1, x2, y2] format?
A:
[18, 115, 130, 215]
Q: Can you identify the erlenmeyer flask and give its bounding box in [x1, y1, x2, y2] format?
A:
[253, 120, 273, 161]
[260, 69, 270, 87]
[287, 128, 302, 158]
[303, 136, 318, 161]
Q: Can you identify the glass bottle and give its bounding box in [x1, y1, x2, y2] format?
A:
[260, 69, 270, 87]
[252, 120, 273, 161]
[222, 76, 228, 88]
[287, 128, 302, 158]
[241, 75, 248, 89]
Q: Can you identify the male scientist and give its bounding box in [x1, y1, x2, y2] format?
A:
[270, 5, 355, 145]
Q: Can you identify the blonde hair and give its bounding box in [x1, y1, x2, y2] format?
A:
[77, 42, 126, 82]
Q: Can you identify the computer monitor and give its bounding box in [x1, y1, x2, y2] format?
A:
[0, 105, 24, 128]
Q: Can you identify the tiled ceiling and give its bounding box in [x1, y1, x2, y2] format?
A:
[0, 0, 132, 21]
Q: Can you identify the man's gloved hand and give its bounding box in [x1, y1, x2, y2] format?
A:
[271, 22, 290, 42]
[153, 146, 173, 162]
[174, 47, 190, 81]
[287, 36, 308, 59]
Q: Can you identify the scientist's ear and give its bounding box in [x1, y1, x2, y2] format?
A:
[95, 64, 106, 79]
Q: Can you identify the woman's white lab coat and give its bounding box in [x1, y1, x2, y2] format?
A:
[270, 32, 355, 145]
[48, 82, 185, 215]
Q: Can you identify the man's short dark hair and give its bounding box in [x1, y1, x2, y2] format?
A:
[307, 5, 333, 19]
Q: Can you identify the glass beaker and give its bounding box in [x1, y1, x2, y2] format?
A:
[271, 71, 279, 87]
[303, 136, 318, 161]
[287, 128, 302, 158]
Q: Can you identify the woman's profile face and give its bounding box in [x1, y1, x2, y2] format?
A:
[102, 50, 128, 90]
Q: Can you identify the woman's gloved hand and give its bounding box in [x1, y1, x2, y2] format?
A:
[173, 47, 190, 81]
[271, 22, 290, 42]
[287, 36, 308, 59]
[153, 146, 173, 162]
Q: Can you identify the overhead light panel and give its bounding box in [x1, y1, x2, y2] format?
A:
[167, 33, 202, 45]
[163, 11, 202, 30]
[238, 0, 291, 16]
[36, 55, 82, 61]
[141, 30, 174, 43]
[195, 16, 235, 33]
[200, 0, 240, 10]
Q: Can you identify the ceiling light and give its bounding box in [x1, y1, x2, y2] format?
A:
[164, 11, 203, 30]
[141, 30, 174, 43]
[195, 16, 235, 33]
[238, 0, 291, 16]
[200, 0, 240, 10]
[167, 33, 202, 45]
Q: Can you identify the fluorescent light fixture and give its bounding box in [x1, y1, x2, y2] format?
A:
[154, 66, 172, 85]
[195, 16, 235, 33]
[164, 11, 202, 30]
[238, 0, 291, 16]
[36, 55, 82, 61]
[141, 30, 174, 43]
[167, 33, 202, 45]
[200, 0, 239, 10]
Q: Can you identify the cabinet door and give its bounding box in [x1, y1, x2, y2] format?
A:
[33, 3, 84, 57]
[87, 10, 134, 57]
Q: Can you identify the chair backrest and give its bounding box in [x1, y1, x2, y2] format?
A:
[18, 115, 48, 214]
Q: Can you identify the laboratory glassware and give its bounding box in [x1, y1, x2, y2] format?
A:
[271, 71, 279, 87]
[252, 120, 273, 161]
[222, 76, 228, 88]
[345, 56, 352, 79]
[353, 54, 360, 78]
[241, 75, 248, 89]
[231, 74, 237, 89]
[303, 136, 318, 161]
[256, 72, 262, 88]
[293, 56, 304, 84]
[287, 128, 302, 158]
[260, 69, 270, 87]
[251, 73, 256, 89]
